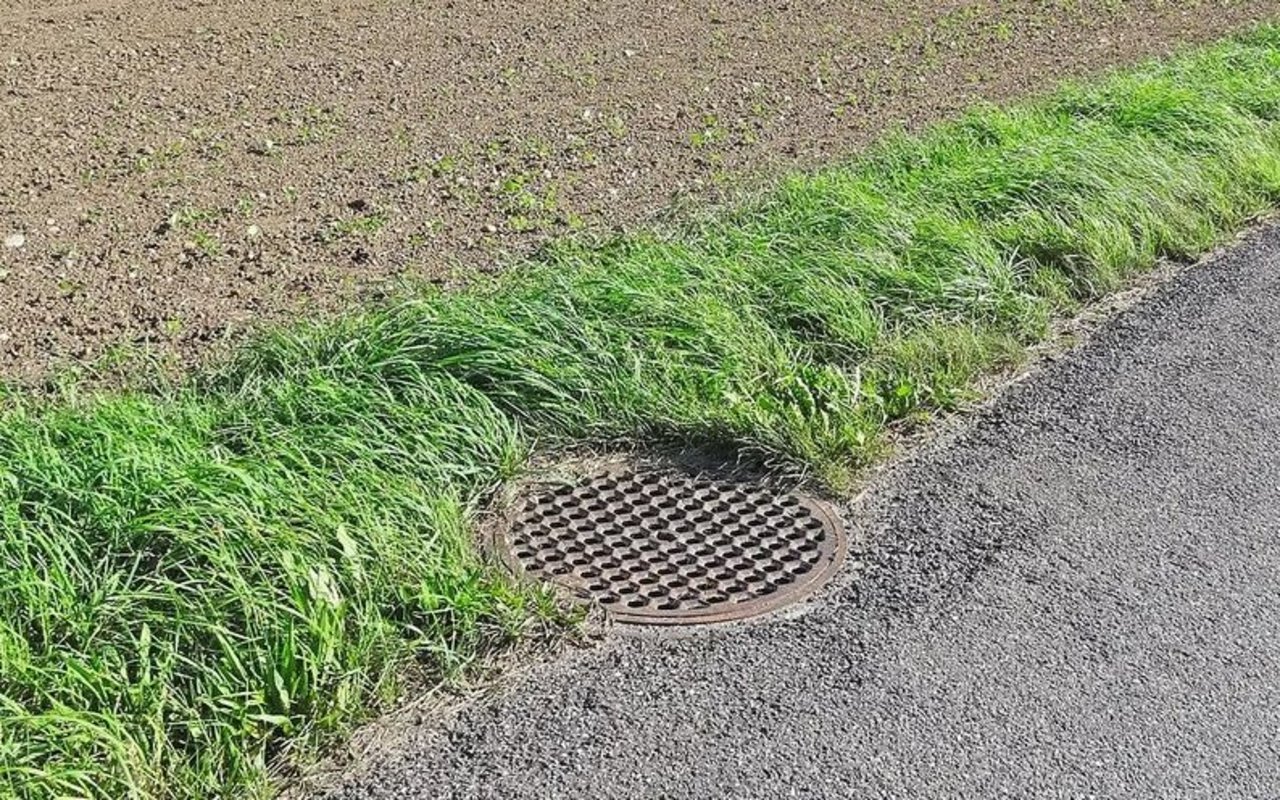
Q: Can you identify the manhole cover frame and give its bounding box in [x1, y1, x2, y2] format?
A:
[487, 461, 849, 626]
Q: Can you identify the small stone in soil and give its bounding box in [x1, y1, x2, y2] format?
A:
[4, 233, 25, 249]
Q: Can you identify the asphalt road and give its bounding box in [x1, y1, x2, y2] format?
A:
[327, 225, 1280, 799]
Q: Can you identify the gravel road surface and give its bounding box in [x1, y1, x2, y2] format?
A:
[324, 226, 1280, 798]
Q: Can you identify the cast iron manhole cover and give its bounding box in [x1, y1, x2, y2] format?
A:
[494, 466, 846, 625]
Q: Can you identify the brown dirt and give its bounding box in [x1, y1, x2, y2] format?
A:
[1, 0, 1276, 384]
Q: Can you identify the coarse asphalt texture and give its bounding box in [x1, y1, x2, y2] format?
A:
[324, 224, 1280, 798]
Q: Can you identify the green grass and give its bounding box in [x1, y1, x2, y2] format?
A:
[323, 212, 388, 242]
[6, 26, 1280, 799]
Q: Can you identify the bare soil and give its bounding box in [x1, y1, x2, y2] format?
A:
[1, 0, 1276, 383]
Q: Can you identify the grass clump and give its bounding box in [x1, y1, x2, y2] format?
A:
[5, 27, 1280, 799]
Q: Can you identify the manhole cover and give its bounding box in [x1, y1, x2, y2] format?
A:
[493, 466, 846, 625]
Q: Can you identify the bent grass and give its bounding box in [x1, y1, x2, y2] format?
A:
[5, 27, 1280, 800]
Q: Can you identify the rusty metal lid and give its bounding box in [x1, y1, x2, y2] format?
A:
[493, 465, 847, 625]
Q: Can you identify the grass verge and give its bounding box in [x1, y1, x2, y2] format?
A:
[5, 26, 1280, 800]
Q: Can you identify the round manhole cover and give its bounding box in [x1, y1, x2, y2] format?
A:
[493, 466, 846, 625]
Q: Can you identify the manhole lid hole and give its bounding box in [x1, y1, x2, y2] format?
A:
[493, 465, 847, 625]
